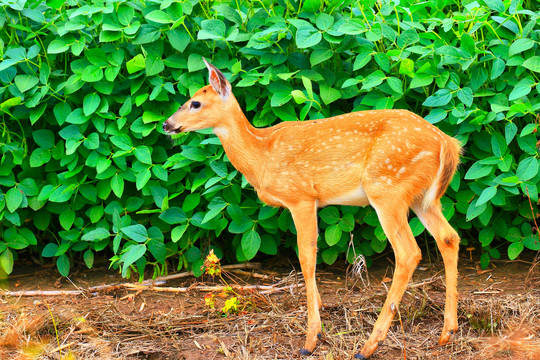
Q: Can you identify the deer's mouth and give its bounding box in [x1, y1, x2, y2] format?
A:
[162, 121, 183, 134]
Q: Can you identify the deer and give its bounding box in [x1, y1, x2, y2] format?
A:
[162, 59, 462, 359]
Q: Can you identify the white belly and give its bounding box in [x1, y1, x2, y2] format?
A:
[321, 185, 370, 207]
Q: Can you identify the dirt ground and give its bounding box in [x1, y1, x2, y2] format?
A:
[1, 252, 539, 360]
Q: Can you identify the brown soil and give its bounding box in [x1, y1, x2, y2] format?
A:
[1, 253, 539, 360]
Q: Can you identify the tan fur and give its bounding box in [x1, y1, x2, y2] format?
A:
[163, 61, 463, 358]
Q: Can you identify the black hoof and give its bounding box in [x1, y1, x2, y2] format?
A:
[355, 354, 367, 359]
[317, 333, 322, 340]
[299, 348, 311, 356]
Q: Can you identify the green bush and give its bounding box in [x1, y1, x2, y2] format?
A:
[0, 0, 539, 278]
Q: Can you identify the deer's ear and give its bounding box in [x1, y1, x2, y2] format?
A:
[203, 58, 230, 100]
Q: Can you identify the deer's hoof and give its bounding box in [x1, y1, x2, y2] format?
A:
[317, 333, 322, 340]
[355, 354, 367, 359]
[299, 348, 311, 356]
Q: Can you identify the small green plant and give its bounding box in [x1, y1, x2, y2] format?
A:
[202, 250, 257, 315]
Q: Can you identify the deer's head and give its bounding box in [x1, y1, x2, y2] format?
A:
[163, 58, 232, 134]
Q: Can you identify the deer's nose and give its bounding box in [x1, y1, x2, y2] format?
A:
[162, 121, 170, 132]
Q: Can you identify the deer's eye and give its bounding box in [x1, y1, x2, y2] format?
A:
[190, 101, 201, 109]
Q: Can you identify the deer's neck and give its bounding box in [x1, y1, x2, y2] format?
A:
[213, 100, 267, 188]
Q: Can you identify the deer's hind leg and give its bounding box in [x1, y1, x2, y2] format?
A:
[412, 201, 460, 344]
[357, 199, 421, 359]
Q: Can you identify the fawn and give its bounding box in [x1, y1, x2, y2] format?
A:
[163, 59, 462, 359]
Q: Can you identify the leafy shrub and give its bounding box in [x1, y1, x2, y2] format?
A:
[0, 0, 539, 278]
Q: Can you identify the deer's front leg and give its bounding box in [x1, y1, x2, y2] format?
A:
[289, 201, 321, 356]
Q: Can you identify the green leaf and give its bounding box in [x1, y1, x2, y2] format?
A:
[6, 233, 29, 250]
[0, 249, 14, 274]
[146, 56, 164, 76]
[134, 146, 152, 164]
[505, 122, 518, 144]
[399, 58, 414, 77]
[339, 213, 355, 232]
[6, 188, 23, 213]
[521, 123, 537, 137]
[509, 38, 534, 57]
[423, 89, 452, 107]
[291, 90, 308, 104]
[59, 210, 76, 230]
[259, 235, 277, 255]
[83, 93, 100, 116]
[457, 87, 473, 107]
[42, 243, 58, 257]
[353, 52, 372, 71]
[521, 56, 540, 73]
[14, 75, 39, 93]
[81, 65, 103, 82]
[185, 247, 201, 263]
[181, 148, 206, 162]
[479, 228, 495, 247]
[320, 207, 340, 224]
[19, 228, 36, 246]
[159, 207, 187, 224]
[465, 162, 492, 179]
[484, 0, 504, 12]
[202, 198, 227, 224]
[362, 70, 385, 90]
[33, 129, 55, 149]
[491, 133, 507, 157]
[476, 186, 497, 206]
[111, 134, 133, 150]
[516, 157, 538, 182]
[302, 0, 321, 12]
[168, 29, 190, 52]
[121, 224, 148, 243]
[397, 29, 419, 48]
[325, 224, 342, 246]
[84, 133, 99, 150]
[315, 13, 334, 31]
[320, 85, 341, 105]
[111, 174, 124, 198]
[296, 26, 322, 48]
[271, 91, 292, 107]
[171, 225, 188, 243]
[523, 235, 540, 251]
[509, 77, 535, 101]
[126, 54, 146, 74]
[121, 244, 147, 269]
[136, 169, 151, 190]
[480, 252, 490, 269]
[259, 206, 278, 220]
[371, 238, 387, 253]
[118, 4, 134, 26]
[507, 242, 523, 260]
[466, 199, 487, 221]
[241, 229, 261, 260]
[47, 39, 69, 53]
[148, 239, 166, 263]
[183, 193, 201, 213]
[387, 77, 403, 94]
[198, 19, 226, 40]
[322, 247, 338, 265]
[145, 10, 172, 24]
[30, 148, 51, 167]
[491, 58, 505, 79]
[83, 250, 94, 269]
[82, 228, 110, 241]
[56, 254, 70, 276]
[310, 49, 333, 66]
